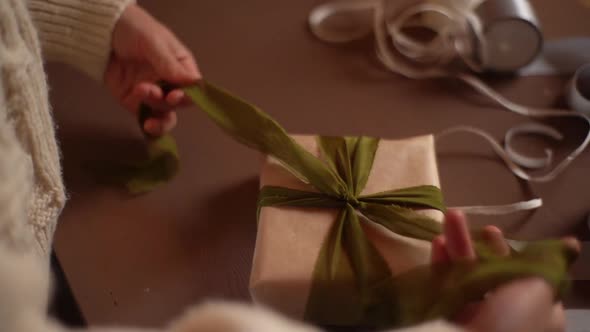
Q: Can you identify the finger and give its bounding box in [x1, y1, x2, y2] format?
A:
[481, 226, 511, 257]
[143, 112, 177, 136]
[561, 236, 581, 254]
[444, 210, 476, 262]
[169, 35, 201, 80]
[119, 61, 147, 101]
[160, 111, 177, 133]
[123, 82, 166, 116]
[467, 278, 554, 332]
[147, 39, 188, 84]
[148, 35, 199, 85]
[166, 89, 185, 106]
[545, 303, 565, 332]
[142, 85, 175, 113]
[431, 235, 450, 265]
[146, 82, 163, 101]
[167, 89, 195, 108]
[121, 83, 151, 115]
[143, 117, 163, 137]
[178, 53, 201, 81]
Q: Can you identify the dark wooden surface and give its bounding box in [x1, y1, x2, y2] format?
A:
[47, 0, 590, 327]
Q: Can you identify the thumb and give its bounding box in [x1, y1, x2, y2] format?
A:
[147, 35, 200, 85]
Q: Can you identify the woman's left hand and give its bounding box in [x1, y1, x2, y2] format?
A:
[105, 3, 201, 137]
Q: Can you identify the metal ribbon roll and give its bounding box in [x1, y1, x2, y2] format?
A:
[475, 0, 542, 71]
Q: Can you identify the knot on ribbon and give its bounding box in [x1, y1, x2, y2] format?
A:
[342, 193, 361, 208]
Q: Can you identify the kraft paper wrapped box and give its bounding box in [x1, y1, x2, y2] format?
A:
[249, 134, 444, 324]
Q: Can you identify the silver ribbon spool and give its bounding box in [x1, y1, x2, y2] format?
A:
[475, 0, 542, 72]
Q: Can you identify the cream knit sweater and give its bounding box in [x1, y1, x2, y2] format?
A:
[1, 0, 135, 256]
[0, 0, 462, 331]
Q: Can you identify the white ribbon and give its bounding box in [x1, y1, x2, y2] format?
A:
[504, 123, 562, 169]
[309, 0, 590, 215]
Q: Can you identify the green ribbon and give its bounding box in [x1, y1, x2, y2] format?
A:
[121, 81, 576, 328]
[84, 132, 179, 195]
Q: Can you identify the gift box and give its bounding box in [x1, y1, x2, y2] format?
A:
[250, 134, 444, 326]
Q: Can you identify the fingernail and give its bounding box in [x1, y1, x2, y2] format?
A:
[444, 211, 476, 261]
[446, 209, 465, 221]
[432, 235, 450, 264]
[144, 120, 162, 137]
[562, 236, 581, 254]
[482, 225, 502, 240]
[170, 91, 183, 105]
[149, 86, 163, 100]
[482, 226, 510, 257]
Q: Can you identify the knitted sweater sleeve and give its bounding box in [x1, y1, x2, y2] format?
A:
[165, 302, 466, 332]
[27, 0, 135, 80]
[0, 75, 36, 255]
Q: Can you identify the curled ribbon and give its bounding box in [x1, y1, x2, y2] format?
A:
[308, 0, 590, 214]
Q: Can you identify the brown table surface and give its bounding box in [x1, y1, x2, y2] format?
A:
[48, 0, 590, 327]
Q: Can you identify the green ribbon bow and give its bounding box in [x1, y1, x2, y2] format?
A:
[118, 81, 577, 328]
[257, 137, 446, 326]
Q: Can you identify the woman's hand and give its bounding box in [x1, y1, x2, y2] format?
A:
[433, 210, 580, 332]
[105, 4, 200, 137]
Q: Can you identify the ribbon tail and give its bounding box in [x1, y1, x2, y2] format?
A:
[86, 134, 179, 194]
[390, 240, 576, 327]
[258, 186, 344, 209]
[342, 204, 397, 326]
[304, 206, 359, 324]
[304, 204, 395, 326]
[361, 203, 442, 242]
[360, 185, 446, 212]
[183, 83, 347, 196]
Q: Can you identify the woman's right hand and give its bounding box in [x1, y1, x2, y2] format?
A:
[432, 210, 580, 332]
